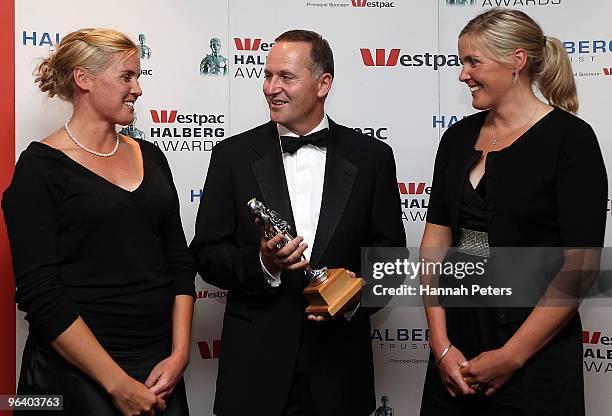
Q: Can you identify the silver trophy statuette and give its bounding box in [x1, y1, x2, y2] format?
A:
[247, 198, 327, 284]
[137, 34, 151, 59]
[200, 37, 228, 76]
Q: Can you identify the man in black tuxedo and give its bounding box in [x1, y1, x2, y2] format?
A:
[190, 29, 405, 416]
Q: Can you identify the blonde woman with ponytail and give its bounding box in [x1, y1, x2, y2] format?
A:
[420, 8, 607, 415]
[2, 28, 194, 415]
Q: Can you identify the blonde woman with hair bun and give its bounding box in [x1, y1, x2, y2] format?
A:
[2, 28, 194, 415]
[420, 8, 607, 415]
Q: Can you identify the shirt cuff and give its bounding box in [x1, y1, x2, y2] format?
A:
[260, 252, 281, 287]
[344, 302, 360, 321]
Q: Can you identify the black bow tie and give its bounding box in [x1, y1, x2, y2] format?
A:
[280, 128, 328, 155]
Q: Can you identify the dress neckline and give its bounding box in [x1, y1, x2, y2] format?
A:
[29, 139, 147, 194]
[472, 106, 557, 154]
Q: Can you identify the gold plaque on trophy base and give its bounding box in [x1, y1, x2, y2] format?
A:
[303, 268, 365, 317]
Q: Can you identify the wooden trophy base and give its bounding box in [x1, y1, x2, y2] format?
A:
[303, 268, 365, 317]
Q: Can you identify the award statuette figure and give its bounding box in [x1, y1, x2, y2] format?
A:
[119, 112, 145, 140]
[137, 34, 151, 59]
[248, 198, 364, 317]
[199, 37, 228, 76]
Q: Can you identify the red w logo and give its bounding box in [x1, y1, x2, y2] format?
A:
[234, 38, 262, 51]
[398, 182, 426, 195]
[360, 48, 400, 66]
[150, 110, 177, 123]
[603, 68, 612, 76]
[582, 330, 601, 344]
[352, 0, 367, 6]
[198, 340, 221, 359]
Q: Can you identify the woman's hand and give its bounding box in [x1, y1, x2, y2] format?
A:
[460, 347, 522, 396]
[145, 352, 189, 400]
[49, 318, 165, 415]
[108, 374, 165, 415]
[434, 344, 477, 397]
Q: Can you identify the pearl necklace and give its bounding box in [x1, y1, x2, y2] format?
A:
[64, 120, 120, 157]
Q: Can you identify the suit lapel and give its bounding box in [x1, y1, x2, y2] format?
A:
[310, 119, 357, 267]
[251, 122, 297, 236]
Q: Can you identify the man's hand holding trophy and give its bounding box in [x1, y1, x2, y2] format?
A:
[248, 198, 364, 321]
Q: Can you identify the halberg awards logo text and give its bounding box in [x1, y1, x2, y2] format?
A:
[372, 327, 430, 365]
[21, 31, 60, 48]
[564, 39, 612, 78]
[583, 330, 612, 373]
[149, 109, 225, 152]
[433, 114, 468, 130]
[233, 36, 274, 79]
[398, 181, 430, 222]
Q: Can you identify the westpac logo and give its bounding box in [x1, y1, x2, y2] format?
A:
[235, 38, 261, 51]
[603, 67, 612, 76]
[398, 181, 430, 222]
[21, 31, 61, 47]
[150, 110, 224, 126]
[583, 330, 605, 345]
[233, 36, 272, 79]
[353, 127, 388, 140]
[583, 329, 612, 373]
[234, 37, 274, 52]
[360, 48, 460, 70]
[198, 339, 221, 359]
[398, 182, 431, 196]
[196, 289, 227, 302]
[150, 110, 177, 123]
[361, 49, 400, 66]
[352, 0, 395, 7]
[148, 109, 225, 152]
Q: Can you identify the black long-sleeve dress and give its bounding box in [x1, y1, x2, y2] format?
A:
[420, 107, 607, 416]
[2, 139, 195, 415]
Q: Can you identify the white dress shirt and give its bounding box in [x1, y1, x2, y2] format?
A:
[260, 115, 328, 286]
[279, 116, 328, 260]
[259, 116, 360, 321]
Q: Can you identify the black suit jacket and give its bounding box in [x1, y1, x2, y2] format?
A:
[190, 118, 406, 416]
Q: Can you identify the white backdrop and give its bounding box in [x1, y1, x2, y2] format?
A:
[14, 0, 612, 414]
